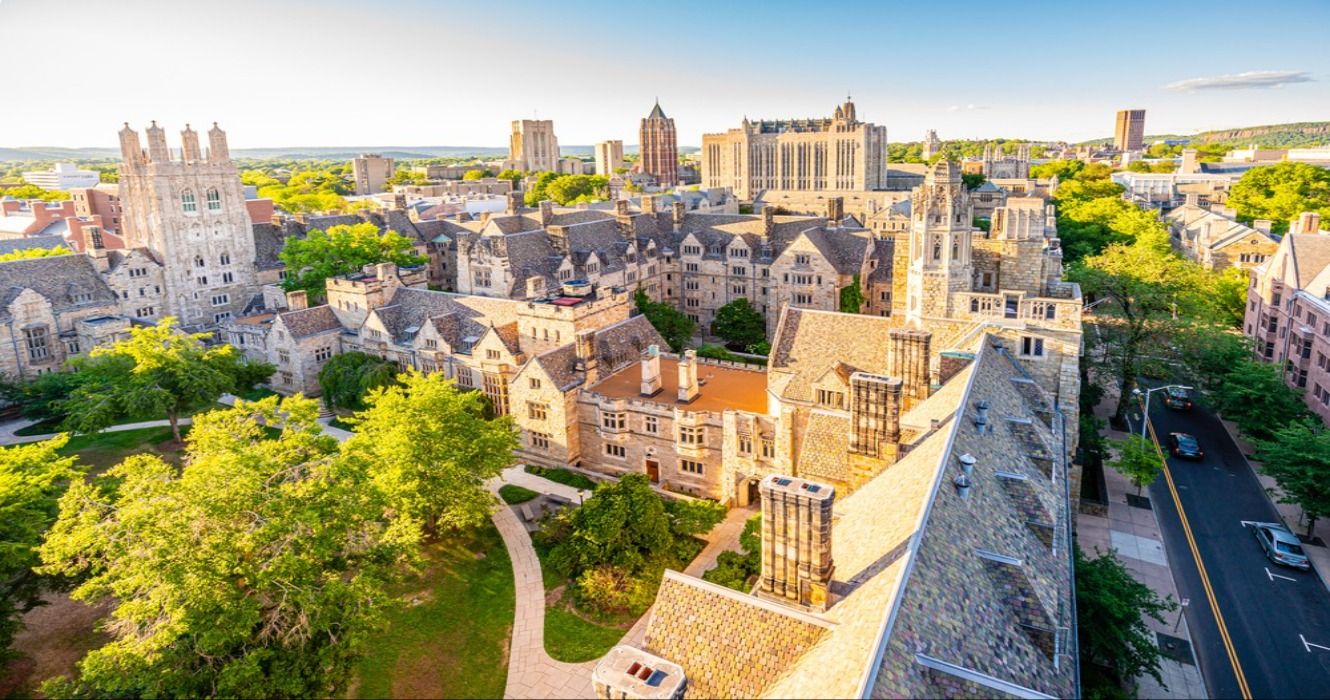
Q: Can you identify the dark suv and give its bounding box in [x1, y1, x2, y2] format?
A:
[1163, 386, 1193, 411]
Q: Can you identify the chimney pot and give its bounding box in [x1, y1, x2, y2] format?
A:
[640, 344, 662, 396]
[676, 349, 699, 403]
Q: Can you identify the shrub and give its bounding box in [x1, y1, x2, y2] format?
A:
[499, 484, 539, 504]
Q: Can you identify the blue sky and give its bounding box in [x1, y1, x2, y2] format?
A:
[1, 0, 1326, 148]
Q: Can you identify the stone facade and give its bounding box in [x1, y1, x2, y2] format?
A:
[1165, 202, 1279, 271]
[117, 122, 259, 330]
[510, 119, 560, 173]
[352, 154, 394, 195]
[595, 140, 624, 176]
[977, 142, 1031, 179]
[701, 99, 888, 200]
[639, 102, 678, 186]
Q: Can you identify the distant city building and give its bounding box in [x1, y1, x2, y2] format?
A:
[1114, 109, 1146, 152]
[70, 184, 122, 235]
[352, 154, 394, 195]
[921, 129, 941, 160]
[639, 101, 679, 186]
[1111, 169, 1239, 210]
[509, 119, 560, 172]
[702, 98, 888, 199]
[978, 142, 1031, 179]
[1165, 199, 1279, 271]
[594, 140, 624, 176]
[22, 162, 100, 191]
[0, 199, 76, 237]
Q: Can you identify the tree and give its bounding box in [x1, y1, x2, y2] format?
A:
[462, 169, 494, 180]
[61, 318, 268, 441]
[240, 169, 282, 189]
[1110, 436, 1163, 494]
[664, 498, 726, 540]
[0, 184, 70, 202]
[713, 298, 766, 349]
[635, 288, 694, 352]
[0, 370, 84, 424]
[543, 174, 609, 205]
[1255, 420, 1330, 535]
[0, 436, 82, 659]
[1076, 547, 1177, 694]
[839, 274, 866, 314]
[495, 169, 524, 186]
[523, 171, 560, 206]
[37, 396, 411, 698]
[344, 370, 517, 537]
[961, 172, 987, 190]
[0, 244, 72, 261]
[317, 351, 400, 412]
[1030, 159, 1084, 181]
[549, 473, 672, 577]
[1212, 359, 1311, 441]
[278, 222, 428, 299]
[1228, 162, 1330, 234]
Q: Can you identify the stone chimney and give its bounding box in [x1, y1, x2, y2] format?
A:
[373, 262, 398, 282]
[526, 276, 545, 300]
[507, 191, 523, 215]
[614, 199, 630, 218]
[888, 328, 932, 409]
[286, 289, 309, 311]
[393, 193, 407, 211]
[759, 474, 835, 611]
[575, 330, 599, 383]
[641, 195, 656, 215]
[640, 344, 663, 396]
[676, 349, 699, 403]
[539, 200, 554, 227]
[762, 206, 775, 237]
[672, 201, 686, 232]
[1253, 219, 1273, 235]
[1180, 148, 1199, 175]
[456, 211, 473, 223]
[1293, 212, 1323, 235]
[84, 218, 109, 272]
[826, 197, 844, 228]
[1183, 192, 1200, 208]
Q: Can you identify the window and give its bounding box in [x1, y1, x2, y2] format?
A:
[794, 293, 813, 306]
[71, 292, 93, 304]
[795, 254, 810, 265]
[738, 434, 753, 454]
[475, 269, 492, 287]
[22, 327, 49, 362]
[219, 252, 231, 265]
[730, 248, 749, 258]
[586, 262, 600, 276]
[880, 291, 891, 302]
[211, 293, 230, 306]
[486, 349, 501, 360]
[685, 262, 699, 273]
[685, 280, 700, 291]
[683, 245, 702, 256]
[197, 276, 208, 286]
[222, 271, 234, 284]
[368, 328, 383, 340]
[817, 388, 845, 409]
[679, 426, 704, 445]
[195, 255, 206, 267]
[732, 266, 747, 276]
[1020, 336, 1045, 357]
[424, 338, 438, 350]
[605, 443, 626, 459]
[278, 350, 291, 364]
[529, 377, 542, 389]
[65, 338, 81, 355]
[455, 368, 474, 387]
[280, 371, 293, 386]
[206, 188, 221, 212]
[528, 402, 548, 421]
[680, 459, 704, 475]
[601, 411, 625, 431]
[128, 267, 147, 278]
[315, 346, 333, 362]
[135, 306, 155, 318]
[530, 432, 550, 450]
[181, 190, 197, 214]
[731, 284, 746, 295]
[643, 415, 658, 434]
[214, 311, 232, 323]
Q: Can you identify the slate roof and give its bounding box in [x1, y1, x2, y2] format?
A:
[0, 253, 119, 321]
[767, 307, 896, 402]
[276, 304, 341, 339]
[369, 287, 521, 347]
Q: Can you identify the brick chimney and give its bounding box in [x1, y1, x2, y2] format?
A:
[826, 196, 844, 228]
[676, 349, 699, 403]
[762, 205, 775, 237]
[640, 344, 663, 396]
[539, 200, 554, 227]
[286, 289, 309, 310]
[1293, 212, 1323, 235]
[759, 474, 835, 611]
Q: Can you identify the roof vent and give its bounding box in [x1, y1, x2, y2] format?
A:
[958, 453, 976, 476]
[953, 472, 972, 499]
[974, 400, 990, 429]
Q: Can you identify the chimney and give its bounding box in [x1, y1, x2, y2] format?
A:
[373, 262, 398, 283]
[591, 646, 687, 700]
[614, 199, 630, 218]
[759, 474, 835, 611]
[1180, 148, 1199, 175]
[762, 205, 775, 237]
[1183, 192, 1199, 208]
[393, 192, 407, 211]
[826, 196, 844, 228]
[84, 219, 109, 272]
[1294, 212, 1323, 235]
[456, 211, 473, 223]
[676, 349, 699, 403]
[640, 344, 662, 396]
[888, 329, 932, 408]
[507, 191, 522, 215]
[1253, 219, 1273, 235]
[575, 330, 599, 383]
[539, 200, 554, 226]
[526, 275, 545, 299]
[641, 195, 656, 215]
[286, 289, 309, 311]
[672, 201, 686, 232]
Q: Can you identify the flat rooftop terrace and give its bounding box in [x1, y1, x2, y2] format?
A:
[589, 356, 769, 414]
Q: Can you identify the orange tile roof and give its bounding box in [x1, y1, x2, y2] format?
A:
[589, 356, 768, 414]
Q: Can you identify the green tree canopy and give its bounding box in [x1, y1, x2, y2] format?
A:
[713, 298, 766, 350]
[635, 288, 695, 352]
[549, 473, 672, 577]
[0, 244, 72, 262]
[278, 222, 428, 299]
[257, 168, 357, 214]
[1110, 436, 1164, 494]
[523, 171, 561, 206]
[61, 318, 272, 441]
[1030, 159, 1085, 181]
[1076, 547, 1176, 694]
[542, 174, 609, 205]
[495, 169, 524, 186]
[344, 370, 517, 537]
[462, 169, 494, 180]
[961, 172, 987, 190]
[0, 436, 83, 659]
[1211, 358, 1312, 441]
[1228, 162, 1330, 234]
[37, 396, 411, 698]
[317, 350, 400, 412]
[0, 184, 69, 202]
[1255, 419, 1330, 535]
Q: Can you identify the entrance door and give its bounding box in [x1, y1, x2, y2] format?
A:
[747, 478, 761, 506]
[645, 459, 660, 483]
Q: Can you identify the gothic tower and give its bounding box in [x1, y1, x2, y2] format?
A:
[639, 101, 678, 187]
[906, 160, 974, 323]
[118, 121, 259, 329]
[922, 129, 941, 160]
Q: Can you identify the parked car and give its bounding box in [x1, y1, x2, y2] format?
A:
[1167, 432, 1204, 460]
[1163, 386, 1194, 411]
[1252, 522, 1311, 570]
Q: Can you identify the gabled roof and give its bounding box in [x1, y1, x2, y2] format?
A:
[768, 307, 895, 402]
[0, 253, 119, 321]
[275, 304, 341, 339]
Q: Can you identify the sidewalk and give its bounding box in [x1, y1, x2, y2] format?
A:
[1077, 402, 1207, 699]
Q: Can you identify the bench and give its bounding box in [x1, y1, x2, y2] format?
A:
[519, 504, 536, 522]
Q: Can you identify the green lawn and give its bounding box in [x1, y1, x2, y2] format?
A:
[352, 523, 515, 699]
[523, 465, 596, 491]
[543, 606, 628, 663]
[55, 425, 189, 472]
[498, 484, 539, 504]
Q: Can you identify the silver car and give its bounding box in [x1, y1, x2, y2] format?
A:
[1253, 522, 1312, 571]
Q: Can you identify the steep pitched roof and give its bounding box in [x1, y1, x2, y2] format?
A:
[275, 304, 341, 338]
[0, 254, 119, 321]
[768, 307, 895, 402]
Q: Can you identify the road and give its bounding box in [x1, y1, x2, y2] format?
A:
[1140, 393, 1330, 698]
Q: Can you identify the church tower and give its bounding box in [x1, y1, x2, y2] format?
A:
[118, 121, 258, 329]
[639, 101, 678, 187]
[906, 160, 974, 323]
[922, 129, 941, 160]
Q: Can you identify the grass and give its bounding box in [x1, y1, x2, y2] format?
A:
[498, 484, 539, 504]
[351, 523, 515, 699]
[54, 425, 190, 473]
[543, 606, 628, 663]
[523, 464, 596, 491]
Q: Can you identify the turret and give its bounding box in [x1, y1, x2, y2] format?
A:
[145, 120, 169, 163]
[118, 123, 144, 167]
[180, 124, 202, 162]
[207, 122, 230, 162]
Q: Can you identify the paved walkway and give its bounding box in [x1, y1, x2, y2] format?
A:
[0, 416, 195, 446]
[1078, 400, 1207, 699]
[500, 466, 594, 503]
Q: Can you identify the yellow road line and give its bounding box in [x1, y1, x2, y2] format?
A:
[1141, 407, 1252, 699]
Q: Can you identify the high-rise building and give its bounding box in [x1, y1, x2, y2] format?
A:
[702, 98, 888, 199]
[117, 121, 258, 329]
[594, 140, 624, 175]
[352, 153, 394, 195]
[639, 101, 678, 186]
[1114, 109, 1146, 152]
[509, 119, 560, 172]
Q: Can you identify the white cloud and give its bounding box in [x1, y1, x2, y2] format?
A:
[1163, 70, 1314, 92]
[946, 103, 987, 112]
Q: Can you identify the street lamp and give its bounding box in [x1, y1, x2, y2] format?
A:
[1132, 384, 1192, 440]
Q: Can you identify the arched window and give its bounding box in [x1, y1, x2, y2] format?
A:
[206, 188, 221, 212]
[219, 252, 231, 266]
[181, 190, 197, 214]
[194, 255, 205, 268]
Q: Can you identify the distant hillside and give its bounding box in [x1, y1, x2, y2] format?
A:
[1077, 121, 1330, 148]
[0, 144, 701, 162]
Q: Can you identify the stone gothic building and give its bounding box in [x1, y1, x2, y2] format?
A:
[117, 122, 259, 329]
[978, 141, 1031, 179]
[639, 101, 679, 186]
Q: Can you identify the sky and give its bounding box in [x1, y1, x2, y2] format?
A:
[1, 0, 1327, 149]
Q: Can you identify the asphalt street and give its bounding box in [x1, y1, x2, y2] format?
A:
[1140, 394, 1330, 698]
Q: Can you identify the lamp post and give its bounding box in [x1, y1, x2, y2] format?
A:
[1132, 384, 1193, 440]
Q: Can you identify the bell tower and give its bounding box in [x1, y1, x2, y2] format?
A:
[906, 160, 974, 322]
